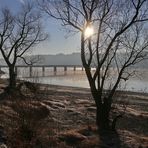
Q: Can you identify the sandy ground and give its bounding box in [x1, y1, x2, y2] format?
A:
[0, 80, 148, 148]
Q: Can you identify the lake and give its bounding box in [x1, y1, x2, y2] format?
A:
[1, 67, 148, 93]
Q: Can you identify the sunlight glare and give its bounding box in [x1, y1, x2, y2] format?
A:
[84, 26, 94, 38]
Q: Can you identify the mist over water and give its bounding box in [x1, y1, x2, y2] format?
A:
[1, 67, 148, 93]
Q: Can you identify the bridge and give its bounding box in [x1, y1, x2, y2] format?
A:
[0, 65, 84, 77]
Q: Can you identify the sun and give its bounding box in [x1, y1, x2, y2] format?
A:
[84, 26, 94, 38]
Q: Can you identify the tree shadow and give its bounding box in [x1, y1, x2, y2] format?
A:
[98, 129, 130, 148]
[117, 113, 148, 136]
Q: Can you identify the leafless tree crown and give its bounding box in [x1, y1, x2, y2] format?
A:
[39, 0, 148, 96]
[0, 3, 47, 65]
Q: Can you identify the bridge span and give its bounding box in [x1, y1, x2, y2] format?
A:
[0, 65, 84, 77]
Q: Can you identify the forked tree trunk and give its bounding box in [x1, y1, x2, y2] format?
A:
[85, 68, 112, 130]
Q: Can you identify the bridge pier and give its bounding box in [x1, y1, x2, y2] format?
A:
[15, 67, 17, 76]
[74, 66, 76, 71]
[42, 66, 45, 76]
[29, 67, 32, 77]
[64, 66, 67, 71]
[54, 66, 57, 72]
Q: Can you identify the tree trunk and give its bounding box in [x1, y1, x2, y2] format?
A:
[8, 66, 17, 91]
[96, 104, 110, 130]
[85, 66, 112, 130]
[94, 96, 112, 130]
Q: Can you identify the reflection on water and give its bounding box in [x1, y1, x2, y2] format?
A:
[21, 68, 90, 88]
[1, 67, 148, 92]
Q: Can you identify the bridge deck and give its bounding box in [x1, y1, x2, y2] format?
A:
[0, 65, 84, 77]
[0, 65, 83, 68]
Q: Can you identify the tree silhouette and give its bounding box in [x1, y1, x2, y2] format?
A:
[39, 0, 148, 130]
[0, 3, 47, 93]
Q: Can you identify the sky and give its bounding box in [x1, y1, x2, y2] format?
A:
[0, 0, 80, 55]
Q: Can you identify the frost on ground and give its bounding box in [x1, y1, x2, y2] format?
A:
[0, 83, 147, 148]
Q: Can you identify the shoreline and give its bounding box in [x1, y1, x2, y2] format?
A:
[1, 77, 148, 97]
[37, 82, 148, 98]
[37, 83, 148, 106]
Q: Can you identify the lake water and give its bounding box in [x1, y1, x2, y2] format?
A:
[1, 67, 148, 93]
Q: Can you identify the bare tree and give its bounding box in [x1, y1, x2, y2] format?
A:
[0, 3, 47, 93]
[39, 0, 148, 130]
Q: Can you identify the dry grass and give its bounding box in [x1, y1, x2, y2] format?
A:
[0, 82, 147, 147]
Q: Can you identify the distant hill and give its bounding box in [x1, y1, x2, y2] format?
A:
[0, 52, 148, 69]
[0, 52, 82, 66]
[37, 53, 82, 66]
[26, 52, 82, 66]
